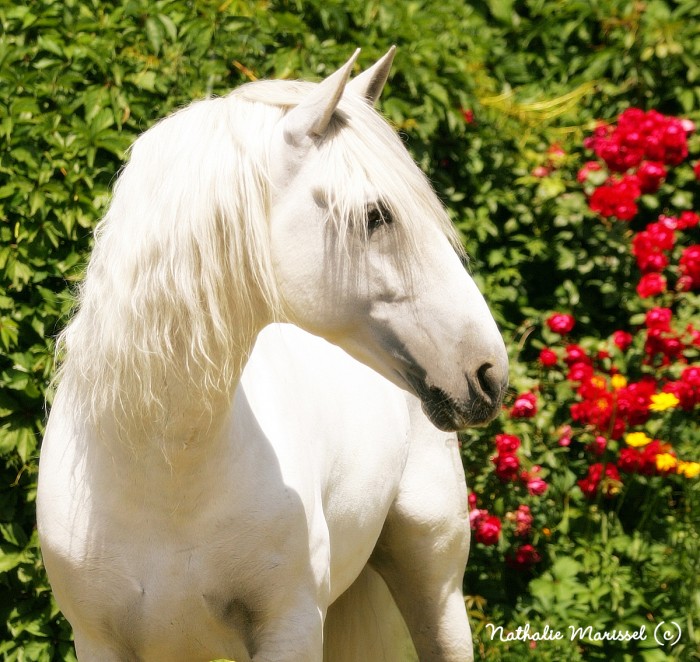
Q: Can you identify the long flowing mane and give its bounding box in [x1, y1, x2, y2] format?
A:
[58, 79, 461, 440]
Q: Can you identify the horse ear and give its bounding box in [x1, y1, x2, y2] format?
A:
[346, 46, 396, 105]
[283, 49, 360, 142]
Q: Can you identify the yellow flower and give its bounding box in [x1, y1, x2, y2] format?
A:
[649, 392, 680, 412]
[677, 461, 700, 479]
[625, 432, 653, 448]
[611, 374, 627, 390]
[655, 453, 678, 473]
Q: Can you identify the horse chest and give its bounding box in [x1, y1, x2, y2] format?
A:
[71, 511, 288, 661]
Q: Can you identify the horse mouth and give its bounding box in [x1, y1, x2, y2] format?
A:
[404, 373, 505, 432]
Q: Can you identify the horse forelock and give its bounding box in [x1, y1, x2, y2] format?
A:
[58, 78, 463, 441]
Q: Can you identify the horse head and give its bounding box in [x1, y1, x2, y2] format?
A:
[265, 49, 508, 430]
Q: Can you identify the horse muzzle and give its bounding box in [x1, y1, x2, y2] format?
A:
[406, 362, 508, 432]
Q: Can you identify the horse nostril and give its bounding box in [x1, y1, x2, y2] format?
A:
[476, 362, 500, 403]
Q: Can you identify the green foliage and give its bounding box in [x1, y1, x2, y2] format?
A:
[0, 0, 698, 659]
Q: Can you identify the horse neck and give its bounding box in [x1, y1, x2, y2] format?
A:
[78, 333, 257, 504]
[113, 324, 261, 454]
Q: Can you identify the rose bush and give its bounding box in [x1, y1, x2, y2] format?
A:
[463, 108, 699, 660]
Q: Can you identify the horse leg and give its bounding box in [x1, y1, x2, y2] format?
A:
[370, 407, 473, 662]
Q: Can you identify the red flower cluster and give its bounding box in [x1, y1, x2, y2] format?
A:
[503, 505, 542, 570]
[569, 372, 655, 439]
[587, 174, 640, 220]
[470, 108, 699, 577]
[492, 433, 521, 481]
[662, 366, 700, 410]
[577, 462, 621, 499]
[632, 216, 676, 272]
[584, 108, 691, 172]
[680, 244, 700, 290]
[618, 440, 673, 476]
[470, 498, 543, 570]
[583, 109, 694, 222]
[506, 543, 541, 570]
[642, 307, 699, 366]
[492, 434, 550, 499]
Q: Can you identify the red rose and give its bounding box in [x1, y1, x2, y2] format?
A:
[694, 161, 700, 180]
[495, 433, 521, 454]
[527, 477, 548, 496]
[588, 184, 638, 220]
[678, 211, 699, 230]
[647, 219, 676, 250]
[636, 161, 666, 193]
[636, 272, 666, 298]
[474, 515, 501, 545]
[612, 330, 634, 351]
[645, 307, 672, 331]
[493, 452, 521, 481]
[510, 391, 537, 418]
[506, 544, 542, 570]
[564, 344, 590, 366]
[567, 361, 594, 383]
[538, 348, 558, 367]
[546, 312, 575, 334]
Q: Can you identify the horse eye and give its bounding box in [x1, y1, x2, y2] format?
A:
[366, 203, 393, 234]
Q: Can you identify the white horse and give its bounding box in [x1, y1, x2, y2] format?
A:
[37, 49, 508, 662]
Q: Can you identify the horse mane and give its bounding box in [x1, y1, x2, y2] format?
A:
[57, 79, 462, 441]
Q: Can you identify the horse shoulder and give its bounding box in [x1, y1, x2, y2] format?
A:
[240, 324, 411, 600]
